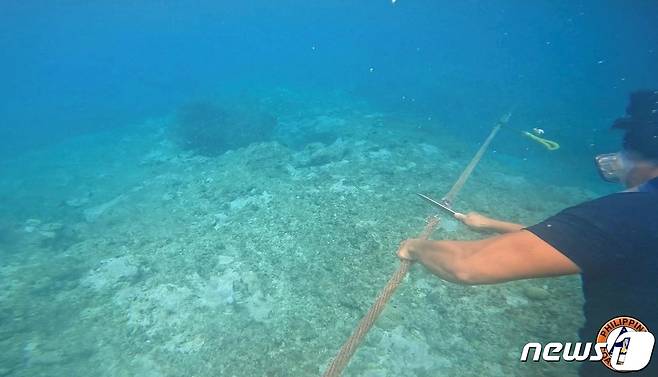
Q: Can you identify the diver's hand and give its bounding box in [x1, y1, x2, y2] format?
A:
[397, 239, 420, 261]
[454, 212, 492, 230]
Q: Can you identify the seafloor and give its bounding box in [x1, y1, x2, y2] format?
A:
[0, 91, 591, 377]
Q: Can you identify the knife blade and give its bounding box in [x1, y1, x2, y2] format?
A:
[416, 193, 458, 216]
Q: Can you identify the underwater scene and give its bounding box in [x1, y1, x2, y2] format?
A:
[1, 1, 657, 376]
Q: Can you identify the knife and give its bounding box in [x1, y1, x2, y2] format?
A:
[416, 193, 459, 216]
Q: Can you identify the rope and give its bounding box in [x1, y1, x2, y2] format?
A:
[442, 112, 512, 205]
[321, 112, 509, 377]
[321, 217, 440, 377]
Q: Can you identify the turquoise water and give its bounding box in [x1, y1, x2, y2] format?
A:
[1, 2, 657, 376]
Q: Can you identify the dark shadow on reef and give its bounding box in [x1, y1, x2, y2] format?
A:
[170, 101, 278, 156]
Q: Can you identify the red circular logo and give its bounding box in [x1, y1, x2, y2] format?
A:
[597, 316, 650, 371]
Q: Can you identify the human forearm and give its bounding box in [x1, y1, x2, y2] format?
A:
[481, 218, 524, 233]
[398, 239, 476, 284]
[398, 231, 581, 286]
[455, 212, 524, 233]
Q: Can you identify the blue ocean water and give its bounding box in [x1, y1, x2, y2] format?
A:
[1, 1, 657, 376]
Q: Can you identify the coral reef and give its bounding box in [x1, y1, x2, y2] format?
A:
[0, 92, 598, 377]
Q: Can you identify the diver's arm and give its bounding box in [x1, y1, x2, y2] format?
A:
[454, 212, 524, 233]
[397, 230, 580, 285]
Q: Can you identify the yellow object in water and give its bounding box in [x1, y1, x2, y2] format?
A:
[522, 131, 560, 150]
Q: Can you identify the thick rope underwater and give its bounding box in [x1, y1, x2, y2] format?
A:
[321, 113, 511, 377]
[442, 112, 512, 205]
[321, 217, 439, 377]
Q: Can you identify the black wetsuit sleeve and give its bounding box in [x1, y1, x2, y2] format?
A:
[524, 198, 626, 277]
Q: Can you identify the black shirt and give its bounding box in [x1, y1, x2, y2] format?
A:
[526, 177, 658, 376]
